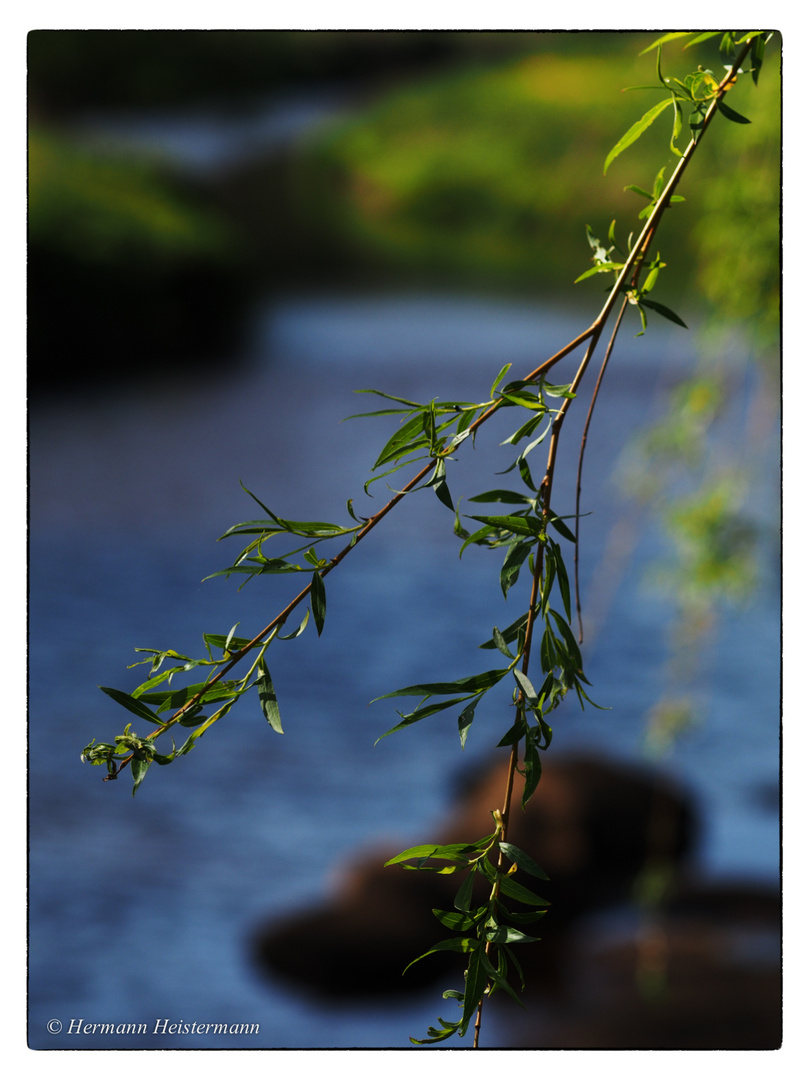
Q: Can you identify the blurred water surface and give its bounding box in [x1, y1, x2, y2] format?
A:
[28, 293, 779, 1049]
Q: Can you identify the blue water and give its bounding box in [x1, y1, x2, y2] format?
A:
[28, 294, 780, 1049]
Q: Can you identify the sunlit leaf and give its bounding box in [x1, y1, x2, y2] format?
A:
[639, 32, 691, 55]
[604, 97, 673, 173]
[257, 659, 283, 733]
[432, 907, 476, 932]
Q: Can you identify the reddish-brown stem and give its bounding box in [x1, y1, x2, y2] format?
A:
[573, 295, 631, 640]
[472, 44, 758, 1039]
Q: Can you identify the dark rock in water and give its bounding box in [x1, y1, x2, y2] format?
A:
[502, 879, 781, 1049]
[251, 753, 697, 1000]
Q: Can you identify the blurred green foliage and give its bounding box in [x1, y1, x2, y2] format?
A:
[295, 33, 779, 361]
[27, 31, 779, 396]
[28, 127, 232, 267]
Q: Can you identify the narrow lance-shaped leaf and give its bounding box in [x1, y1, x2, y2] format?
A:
[497, 875, 551, 908]
[403, 936, 478, 975]
[458, 699, 478, 749]
[376, 695, 477, 742]
[717, 99, 751, 125]
[460, 943, 491, 1035]
[638, 298, 688, 328]
[374, 668, 510, 700]
[257, 658, 283, 733]
[99, 686, 163, 726]
[604, 97, 673, 173]
[498, 842, 550, 881]
[130, 755, 151, 796]
[311, 571, 326, 636]
[454, 871, 475, 913]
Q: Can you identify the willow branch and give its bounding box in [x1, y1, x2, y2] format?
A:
[105, 37, 757, 781]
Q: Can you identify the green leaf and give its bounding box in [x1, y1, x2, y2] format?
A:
[624, 184, 654, 200]
[403, 936, 477, 975]
[204, 557, 302, 581]
[521, 744, 543, 808]
[454, 871, 475, 913]
[574, 263, 625, 284]
[467, 513, 543, 538]
[99, 686, 162, 726]
[173, 704, 232, 756]
[485, 926, 541, 945]
[203, 632, 254, 656]
[670, 97, 684, 156]
[130, 755, 151, 796]
[717, 99, 751, 124]
[514, 668, 539, 707]
[276, 518, 348, 538]
[686, 31, 722, 48]
[277, 608, 310, 640]
[490, 363, 512, 398]
[547, 512, 577, 543]
[468, 489, 532, 505]
[498, 842, 550, 881]
[352, 388, 423, 408]
[138, 680, 241, 712]
[426, 459, 454, 511]
[490, 625, 515, 660]
[479, 609, 535, 651]
[496, 716, 528, 748]
[432, 908, 477, 932]
[257, 659, 283, 734]
[638, 298, 688, 328]
[639, 32, 691, 55]
[500, 540, 534, 599]
[497, 875, 550, 908]
[374, 668, 509, 700]
[480, 950, 525, 1006]
[548, 539, 572, 621]
[311, 572, 326, 636]
[130, 665, 187, 697]
[376, 695, 475, 741]
[539, 626, 556, 673]
[410, 1024, 460, 1046]
[460, 942, 491, 1035]
[458, 700, 477, 749]
[238, 480, 277, 519]
[549, 609, 584, 672]
[217, 518, 286, 539]
[604, 97, 673, 173]
[385, 843, 474, 868]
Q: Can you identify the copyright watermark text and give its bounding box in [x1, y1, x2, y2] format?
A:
[47, 1018, 260, 1036]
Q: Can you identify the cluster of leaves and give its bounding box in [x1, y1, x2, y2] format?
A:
[80, 514, 337, 794]
[385, 820, 550, 1044]
[81, 30, 772, 1046]
[603, 30, 770, 174]
[577, 219, 688, 335]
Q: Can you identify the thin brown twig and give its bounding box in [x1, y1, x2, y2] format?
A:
[472, 43, 758, 1040]
[573, 296, 631, 641]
